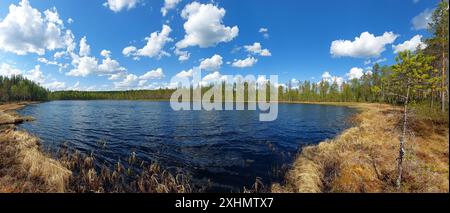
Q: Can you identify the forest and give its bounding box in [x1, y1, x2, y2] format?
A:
[48, 89, 175, 100]
[0, 75, 49, 102]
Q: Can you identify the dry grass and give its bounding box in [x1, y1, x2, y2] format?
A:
[1, 103, 71, 192]
[0, 129, 71, 192]
[57, 146, 193, 193]
[272, 103, 449, 193]
[1, 102, 193, 193]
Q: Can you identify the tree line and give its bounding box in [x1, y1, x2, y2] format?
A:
[0, 75, 49, 102]
[48, 90, 175, 100]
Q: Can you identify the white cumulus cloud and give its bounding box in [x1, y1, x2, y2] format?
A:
[122, 46, 137, 57]
[244, 42, 272, 56]
[322, 71, 332, 80]
[98, 56, 127, 75]
[67, 56, 99, 77]
[0, 63, 23, 77]
[201, 71, 227, 86]
[161, 0, 182, 17]
[100, 50, 111, 58]
[411, 8, 433, 30]
[0, 63, 68, 90]
[330, 32, 399, 58]
[393, 35, 427, 53]
[38, 57, 68, 72]
[232, 57, 258, 68]
[114, 74, 138, 89]
[321, 71, 345, 86]
[174, 49, 191, 62]
[68, 39, 127, 78]
[259, 28, 269, 39]
[123, 25, 173, 59]
[0, 0, 74, 55]
[139, 68, 164, 80]
[103, 0, 140, 12]
[346, 67, 365, 80]
[79, 37, 91, 57]
[108, 72, 127, 81]
[199, 54, 223, 71]
[113, 68, 165, 89]
[44, 81, 66, 91]
[176, 2, 239, 49]
[175, 69, 194, 78]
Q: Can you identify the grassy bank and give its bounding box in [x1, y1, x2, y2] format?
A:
[0, 102, 192, 193]
[272, 103, 449, 192]
[0, 102, 71, 192]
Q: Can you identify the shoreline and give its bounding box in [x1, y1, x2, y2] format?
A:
[0, 102, 71, 192]
[1, 101, 448, 193]
[272, 103, 449, 192]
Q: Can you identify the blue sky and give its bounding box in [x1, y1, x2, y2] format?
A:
[0, 0, 440, 90]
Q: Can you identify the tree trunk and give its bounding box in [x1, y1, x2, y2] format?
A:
[397, 85, 410, 190]
[431, 90, 434, 109]
[442, 45, 446, 112]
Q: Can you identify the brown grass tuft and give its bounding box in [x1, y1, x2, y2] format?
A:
[57, 146, 193, 193]
[0, 128, 71, 192]
[273, 103, 449, 193]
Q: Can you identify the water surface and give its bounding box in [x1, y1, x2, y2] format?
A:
[18, 101, 355, 192]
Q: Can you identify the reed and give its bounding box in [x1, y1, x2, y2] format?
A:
[55, 145, 193, 193]
[0, 129, 71, 192]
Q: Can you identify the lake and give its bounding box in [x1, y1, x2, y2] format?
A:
[18, 101, 355, 192]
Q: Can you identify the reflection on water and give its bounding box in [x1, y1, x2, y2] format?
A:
[18, 101, 355, 192]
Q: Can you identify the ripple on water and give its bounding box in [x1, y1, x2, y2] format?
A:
[18, 101, 355, 192]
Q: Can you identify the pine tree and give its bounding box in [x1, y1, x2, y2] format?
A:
[427, 0, 449, 112]
[390, 50, 436, 188]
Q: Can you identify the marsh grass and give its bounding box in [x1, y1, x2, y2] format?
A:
[0, 132, 48, 192]
[243, 177, 270, 193]
[55, 144, 193, 193]
[0, 129, 71, 192]
[272, 103, 449, 193]
[408, 103, 449, 137]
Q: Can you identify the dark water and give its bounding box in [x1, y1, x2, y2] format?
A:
[18, 101, 355, 192]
